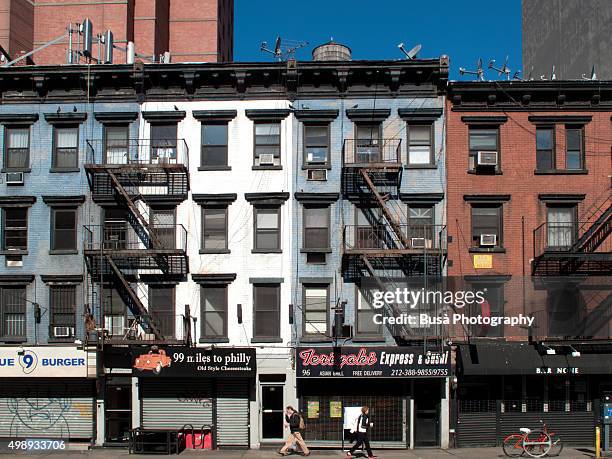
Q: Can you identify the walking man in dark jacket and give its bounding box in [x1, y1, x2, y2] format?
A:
[347, 406, 375, 458]
[278, 406, 310, 456]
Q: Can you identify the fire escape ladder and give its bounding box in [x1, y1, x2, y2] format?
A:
[575, 202, 611, 253]
[581, 292, 612, 338]
[360, 255, 411, 342]
[107, 170, 162, 249]
[360, 169, 410, 249]
[105, 255, 163, 340]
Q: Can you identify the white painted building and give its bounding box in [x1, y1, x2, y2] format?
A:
[138, 99, 297, 448]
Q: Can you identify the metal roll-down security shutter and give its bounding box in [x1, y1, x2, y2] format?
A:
[0, 379, 95, 440]
[140, 379, 213, 429]
[216, 379, 249, 447]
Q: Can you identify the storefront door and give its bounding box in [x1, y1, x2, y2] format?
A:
[261, 384, 284, 440]
[105, 378, 132, 443]
[414, 379, 440, 447]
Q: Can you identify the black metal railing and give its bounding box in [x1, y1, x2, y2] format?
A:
[343, 224, 447, 252]
[84, 224, 187, 252]
[534, 221, 611, 258]
[342, 138, 402, 165]
[86, 139, 189, 169]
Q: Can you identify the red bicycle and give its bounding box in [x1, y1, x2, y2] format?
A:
[502, 421, 563, 458]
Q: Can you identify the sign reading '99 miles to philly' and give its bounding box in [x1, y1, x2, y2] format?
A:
[296, 347, 450, 378]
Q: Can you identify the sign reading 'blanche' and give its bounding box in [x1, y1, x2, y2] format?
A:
[296, 347, 450, 378]
[0, 347, 89, 378]
[132, 346, 256, 378]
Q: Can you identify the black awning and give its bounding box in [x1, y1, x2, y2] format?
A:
[458, 343, 612, 376]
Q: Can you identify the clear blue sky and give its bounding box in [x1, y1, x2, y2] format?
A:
[234, 0, 522, 80]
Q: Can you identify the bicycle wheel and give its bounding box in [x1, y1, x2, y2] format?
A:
[502, 434, 526, 457]
[522, 431, 551, 458]
[548, 434, 563, 457]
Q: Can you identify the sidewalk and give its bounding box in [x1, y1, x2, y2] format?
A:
[0, 447, 599, 459]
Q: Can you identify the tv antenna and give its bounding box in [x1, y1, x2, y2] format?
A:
[488, 56, 511, 80]
[398, 42, 422, 60]
[261, 36, 308, 61]
[459, 58, 485, 81]
[582, 65, 597, 80]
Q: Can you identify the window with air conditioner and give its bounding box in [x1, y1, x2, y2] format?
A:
[471, 205, 502, 248]
[5, 172, 24, 185]
[50, 285, 76, 339]
[469, 128, 499, 172]
[408, 205, 434, 248]
[254, 122, 281, 167]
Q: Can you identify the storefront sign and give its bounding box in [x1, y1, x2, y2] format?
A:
[132, 346, 256, 378]
[0, 347, 91, 378]
[296, 346, 450, 378]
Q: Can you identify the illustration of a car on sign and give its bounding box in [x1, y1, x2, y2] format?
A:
[134, 349, 172, 374]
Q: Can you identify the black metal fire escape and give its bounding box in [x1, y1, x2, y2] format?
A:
[83, 139, 190, 341]
[341, 138, 447, 343]
[532, 192, 612, 339]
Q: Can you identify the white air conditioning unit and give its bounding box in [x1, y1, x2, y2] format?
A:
[5, 172, 24, 185]
[307, 169, 327, 181]
[411, 237, 432, 249]
[477, 151, 498, 167]
[480, 234, 497, 246]
[258, 153, 275, 166]
[53, 326, 75, 338]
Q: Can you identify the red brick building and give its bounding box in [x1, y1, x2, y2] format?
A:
[0, 0, 233, 64]
[446, 81, 612, 447]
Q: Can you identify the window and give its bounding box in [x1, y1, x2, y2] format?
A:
[356, 288, 381, 336]
[304, 125, 329, 166]
[468, 128, 498, 171]
[565, 127, 584, 170]
[254, 122, 281, 167]
[201, 123, 228, 167]
[2, 208, 27, 251]
[536, 127, 555, 170]
[254, 207, 280, 251]
[202, 207, 228, 251]
[0, 286, 26, 340]
[151, 123, 177, 161]
[408, 205, 434, 242]
[355, 123, 381, 163]
[253, 284, 280, 340]
[148, 286, 175, 338]
[103, 208, 129, 250]
[303, 285, 329, 336]
[104, 125, 129, 164]
[471, 205, 502, 247]
[50, 285, 76, 339]
[408, 124, 433, 165]
[4, 127, 29, 170]
[51, 208, 77, 252]
[547, 205, 576, 249]
[303, 207, 330, 250]
[150, 208, 175, 249]
[102, 288, 126, 336]
[53, 126, 78, 169]
[201, 285, 227, 339]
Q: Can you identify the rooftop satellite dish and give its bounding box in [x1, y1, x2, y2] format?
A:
[398, 42, 421, 59]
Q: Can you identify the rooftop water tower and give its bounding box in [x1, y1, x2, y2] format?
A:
[312, 40, 351, 61]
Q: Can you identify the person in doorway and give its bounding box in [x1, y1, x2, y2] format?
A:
[278, 406, 310, 456]
[347, 406, 375, 459]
